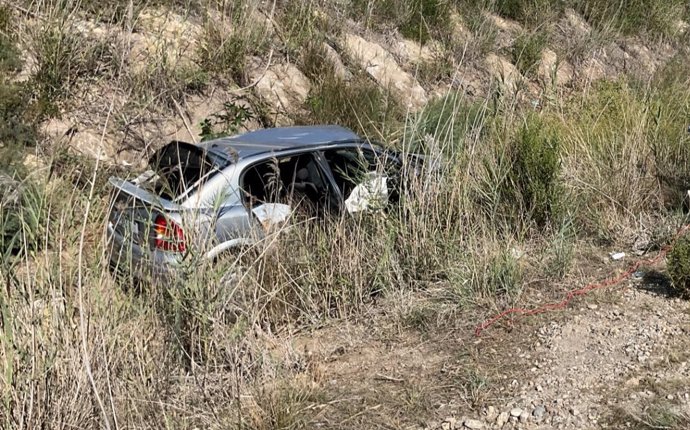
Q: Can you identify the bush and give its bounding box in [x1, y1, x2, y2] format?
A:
[276, 0, 333, 54]
[647, 57, 690, 208]
[0, 176, 46, 257]
[350, 0, 451, 44]
[304, 73, 403, 139]
[511, 32, 547, 78]
[574, 0, 687, 39]
[411, 92, 491, 154]
[0, 6, 38, 178]
[667, 235, 690, 298]
[464, 0, 562, 28]
[197, 11, 269, 86]
[509, 114, 562, 227]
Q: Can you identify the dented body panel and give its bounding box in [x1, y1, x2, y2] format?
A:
[106, 125, 414, 281]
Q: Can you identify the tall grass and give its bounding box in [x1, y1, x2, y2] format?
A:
[2, 0, 690, 427]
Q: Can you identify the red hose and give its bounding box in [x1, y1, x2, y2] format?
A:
[474, 224, 690, 337]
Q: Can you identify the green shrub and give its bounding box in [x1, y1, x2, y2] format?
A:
[411, 92, 491, 154]
[304, 73, 403, 139]
[463, 0, 562, 28]
[574, 0, 687, 39]
[0, 177, 46, 257]
[667, 235, 690, 298]
[350, 0, 451, 44]
[647, 57, 690, 208]
[197, 12, 269, 86]
[30, 22, 110, 112]
[276, 0, 332, 54]
[199, 101, 254, 141]
[511, 32, 547, 78]
[509, 114, 562, 227]
[398, 0, 450, 43]
[0, 6, 38, 178]
[298, 41, 337, 83]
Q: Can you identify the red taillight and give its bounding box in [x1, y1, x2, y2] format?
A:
[153, 215, 186, 253]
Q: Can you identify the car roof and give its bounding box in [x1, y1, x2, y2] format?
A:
[200, 125, 364, 160]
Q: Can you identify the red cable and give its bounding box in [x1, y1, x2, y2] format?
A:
[474, 224, 690, 337]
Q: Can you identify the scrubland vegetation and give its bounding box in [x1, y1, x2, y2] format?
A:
[1, 0, 690, 428]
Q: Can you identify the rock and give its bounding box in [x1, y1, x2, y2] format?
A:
[509, 408, 522, 418]
[343, 33, 427, 108]
[251, 63, 311, 125]
[395, 38, 435, 64]
[580, 57, 607, 83]
[486, 12, 522, 33]
[496, 412, 509, 427]
[538, 48, 574, 86]
[128, 9, 203, 73]
[563, 9, 591, 36]
[441, 422, 451, 430]
[321, 43, 350, 80]
[533, 405, 546, 420]
[519, 411, 530, 423]
[610, 252, 626, 261]
[486, 406, 497, 421]
[570, 407, 579, 416]
[463, 419, 484, 429]
[484, 54, 523, 93]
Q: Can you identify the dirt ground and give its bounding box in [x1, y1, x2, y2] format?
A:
[288, 249, 690, 429]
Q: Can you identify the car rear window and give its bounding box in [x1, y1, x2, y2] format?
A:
[149, 141, 231, 200]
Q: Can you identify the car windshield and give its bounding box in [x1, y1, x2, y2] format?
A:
[147, 141, 231, 200]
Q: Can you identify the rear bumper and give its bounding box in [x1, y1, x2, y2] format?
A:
[106, 221, 183, 283]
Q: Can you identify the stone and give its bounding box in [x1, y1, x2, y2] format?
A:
[484, 54, 522, 93]
[321, 42, 350, 80]
[463, 419, 484, 429]
[496, 412, 509, 427]
[510, 408, 522, 418]
[251, 63, 311, 125]
[343, 33, 427, 108]
[533, 405, 546, 420]
[519, 411, 530, 423]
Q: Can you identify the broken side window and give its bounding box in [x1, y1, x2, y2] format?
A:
[147, 141, 230, 200]
[240, 153, 334, 215]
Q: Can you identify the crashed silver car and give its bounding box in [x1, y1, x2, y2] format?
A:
[107, 125, 413, 280]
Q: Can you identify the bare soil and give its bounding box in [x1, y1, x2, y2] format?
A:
[289, 251, 690, 429]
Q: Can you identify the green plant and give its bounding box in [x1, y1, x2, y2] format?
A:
[297, 41, 337, 83]
[647, 57, 690, 208]
[667, 235, 690, 299]
[399, 0, 450, 44]
[350, 0, 450, 44]
[197, 6, 269, 86]
[574, 0, 687, 39]
[304, 73, 403, 140]
[412, 92, 491, 154]
[0, 177, 46, 257]
[276, 0, 332, 55]
[0, 6, 38, 178]
[29, 20, 114, 114]
[463, 0, 562, 28]
[510, 114, 562, 227]
[199, 101, 254, 141]
[511, 31, 547, 78]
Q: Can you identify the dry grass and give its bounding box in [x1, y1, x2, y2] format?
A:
[1, 0, 690, 428]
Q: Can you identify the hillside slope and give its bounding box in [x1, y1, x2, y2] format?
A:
[2, 1, 690, 429]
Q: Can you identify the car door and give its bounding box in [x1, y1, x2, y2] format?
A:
[239, 151, 341, 223]
[320, 145, 401, 213]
